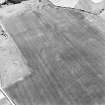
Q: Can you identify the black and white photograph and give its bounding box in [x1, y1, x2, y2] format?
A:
[0, 0, 105, 105]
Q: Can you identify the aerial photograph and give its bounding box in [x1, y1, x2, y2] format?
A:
[0, 0, 105, 105]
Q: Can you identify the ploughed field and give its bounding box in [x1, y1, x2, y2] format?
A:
[1, 1, 105, 105]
